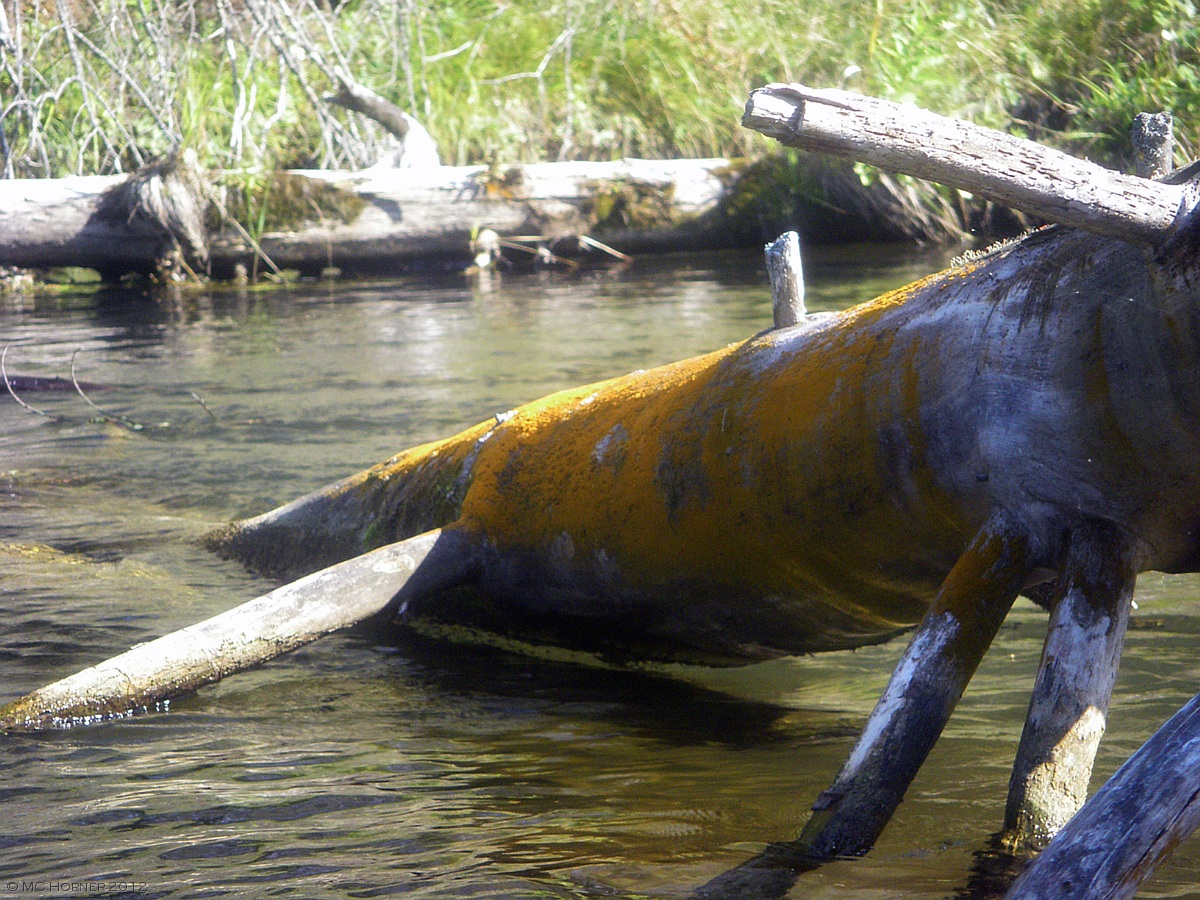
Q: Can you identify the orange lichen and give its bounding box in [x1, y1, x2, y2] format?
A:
[436, 267, 979, 634]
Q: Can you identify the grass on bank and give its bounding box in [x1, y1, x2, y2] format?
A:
[1, 0, 1196, 182]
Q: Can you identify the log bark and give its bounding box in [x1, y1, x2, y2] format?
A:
[1004, 690, 1200, 900]
[0, 175, 185, 276]
[743, 83, 1191, 244]
[0, 528, 477, 731]
[0, 158, 738, 278]
[1132, 112, 1174, 179]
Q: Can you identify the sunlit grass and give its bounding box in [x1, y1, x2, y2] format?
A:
[1, 0, 1195, 178]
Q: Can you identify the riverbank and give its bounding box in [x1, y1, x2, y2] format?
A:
[0, 0, 1196, 284]
[4, 0, 1195, 179]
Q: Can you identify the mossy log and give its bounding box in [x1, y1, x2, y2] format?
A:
[0, 158, 742, 279]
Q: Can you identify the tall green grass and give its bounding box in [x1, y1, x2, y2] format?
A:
[1, 0, 1196, 178]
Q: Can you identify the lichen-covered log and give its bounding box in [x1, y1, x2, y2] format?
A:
[209, 207, 1200, 670]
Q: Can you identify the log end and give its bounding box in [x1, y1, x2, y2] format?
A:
[0, 686, 163, 732]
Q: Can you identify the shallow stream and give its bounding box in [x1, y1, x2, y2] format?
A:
[3, 247, 1200, 898]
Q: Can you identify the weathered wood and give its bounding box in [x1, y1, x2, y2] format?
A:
[0, 528, 476, 730]
[794, 508, 1034, 859]
[743, 83, 1190, 243]
[0, 175, 187, 275]
[1004, 690, 1200, 900]
[1132, 112, 1174, 179]
[1002, 521, 1136, 852]
[0, 158, 737, 277]
[765, 231, 805, 327]
[325, 69, 441, 169]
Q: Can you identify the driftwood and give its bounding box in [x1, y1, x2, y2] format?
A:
[743, 83, 1189, 244]
[0, 157, 739, 278]
[1001, 522, 1136, 852]
[0, 529, 472, 730]
[324, 69, 441, 170]
[1004, 690, 1200, 900]
[4, 84, 1200, 899]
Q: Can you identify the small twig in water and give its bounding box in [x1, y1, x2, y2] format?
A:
[70, 348, 146, 430]
[189, 390, 219, 424]
[577, 234, 631, 261]
[1, 345, 57, 419]
[497, 238, 578, 269]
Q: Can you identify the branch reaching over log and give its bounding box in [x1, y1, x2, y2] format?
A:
[743, 83, 1190, 244]
[326, 68, 440, 169]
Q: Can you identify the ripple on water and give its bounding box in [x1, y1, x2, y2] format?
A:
[4, 256, 1200, 898]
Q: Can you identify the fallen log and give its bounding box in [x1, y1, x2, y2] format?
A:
[0, 158, 742, 279]
[0, 529, 474, 730]
[214, 158, 738, 276]
[0, 165, 206, 280]
[4, 84, 1200, 898]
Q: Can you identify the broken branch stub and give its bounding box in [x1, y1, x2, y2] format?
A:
[1132, 112, 1174, 179]
[743, 83, 1189, 244]
[765, 230, 805, 328]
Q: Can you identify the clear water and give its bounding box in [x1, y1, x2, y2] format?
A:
[2, 247, 1199, 899]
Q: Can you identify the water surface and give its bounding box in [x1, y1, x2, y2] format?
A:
[3, 247, 1200, 898]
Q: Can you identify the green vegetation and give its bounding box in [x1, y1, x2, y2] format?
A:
[1, 0, 1196, 178]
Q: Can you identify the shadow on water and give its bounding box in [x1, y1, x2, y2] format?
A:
[353, 620, 848, 753]
[685, 833, 1031, 900]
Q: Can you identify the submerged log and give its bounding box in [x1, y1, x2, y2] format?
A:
[0, 529, 474, 731]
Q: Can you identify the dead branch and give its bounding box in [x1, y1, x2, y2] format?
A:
[743, 83, 1190, 244]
